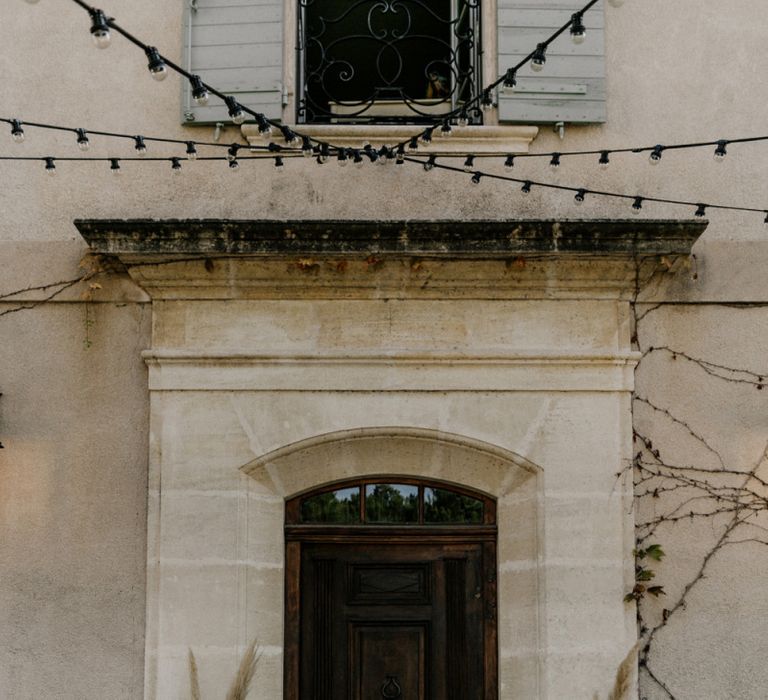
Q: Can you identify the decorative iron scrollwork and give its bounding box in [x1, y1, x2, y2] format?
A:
[297, 0, 481, 124]
[381, 674, 403, 698]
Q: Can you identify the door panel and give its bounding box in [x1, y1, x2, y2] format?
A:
[299, 542, 487, 700]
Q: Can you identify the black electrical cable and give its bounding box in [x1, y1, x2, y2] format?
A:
[404, 156, 768, 217]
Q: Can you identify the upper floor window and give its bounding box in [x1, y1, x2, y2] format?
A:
[183, 0, 606, 128]
[296, 0, 482, 124]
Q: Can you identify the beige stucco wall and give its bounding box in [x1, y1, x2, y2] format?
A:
[1, 0, 767, 698]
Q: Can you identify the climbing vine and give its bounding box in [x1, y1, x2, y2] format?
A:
[628, 294, 768, 700]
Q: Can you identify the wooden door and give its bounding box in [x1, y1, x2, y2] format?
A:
[298, 541, 489, 700]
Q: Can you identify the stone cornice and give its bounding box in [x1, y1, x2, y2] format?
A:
[75, 219, 705, 300]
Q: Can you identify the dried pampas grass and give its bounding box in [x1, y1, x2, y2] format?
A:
[187, 639, 260, 700]
[225, 639, 261, 700]
[188, 649, 202, 700]
[607, 642, 640, 700]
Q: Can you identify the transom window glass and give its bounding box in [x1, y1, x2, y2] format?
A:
[290, 479, 492, 524]
[297, 0, 482, 124]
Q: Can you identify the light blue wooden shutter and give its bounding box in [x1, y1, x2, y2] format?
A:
[497, 0, 605, 123]
[182, 0, 284, 124]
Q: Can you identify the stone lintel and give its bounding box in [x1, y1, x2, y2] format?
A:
[76, 219, 704, 258]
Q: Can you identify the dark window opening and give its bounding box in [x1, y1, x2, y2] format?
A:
[297, 0, 482, 124]
[290, 478, 493, 525]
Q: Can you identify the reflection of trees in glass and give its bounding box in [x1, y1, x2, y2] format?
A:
[365, 484, 419, 523]
[424, 488, 483, 524]
[301, 487, 360, 523]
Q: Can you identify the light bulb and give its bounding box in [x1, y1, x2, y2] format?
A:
[171, 157, 182, 174]
[229, 159, 239, 171]
[714, 140, 727, 162]
[649, 145, 663, 165]
[521, 181, 532, 194]
[110, 158, 121, 175]
[76, 129, 90, 151]
[421, 128, 433, 144]
[301, 137, 313, 158]
[227, 144, 239, 162]
[574, 189, 586, 205]
[185, 141, 197, 160]
[504, 155, 515, 169]
[503, 69, 517, 89]
[632, 197, 643, 214]
[396, 147, 405, 164]
[570, 13, 586, 44]
[145, 47, 167, 81]
[353, 151, 364, 168]
[407, 137, 419, 152]
[274, 156, 284, 170]
[440, 123, 452, 137]
[90, 10, 111, 48]
[550, 153, 561, 169]
[599, 151, 610, 169]
[44, 157, 56, 175]
[190, 76, 209, 106]
[225, 97, 246, 125]
[11, 120, 25, 143]
[695, 204, 707, 218]
[337, 150, 348, 167]
[481, 92, 493, 112]
[471, 172, 481, 185]
[134, 136, 147, 157]
[457, 112, 469, 127]
[463, 155, 475, 172]
[424, 155, 436, 172]
[531, 44, 546, 72]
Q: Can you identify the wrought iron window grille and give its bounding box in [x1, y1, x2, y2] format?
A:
[297, 0, 482, 124]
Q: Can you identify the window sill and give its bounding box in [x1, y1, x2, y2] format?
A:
[242, 124, 539, 155]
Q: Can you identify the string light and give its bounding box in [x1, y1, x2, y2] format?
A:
[171, 156, 181, 174]
[440, 122, 452, 137]
[89, 9, 111, 48]
[44, 157, 56, 175]
[550, 153, 561, 168]
[649, 145, 664, 165]
[521, 181, 532, 194]
[471, 172, 482, 185]
[424, 155, 436, 171]
[574, 188, 586, 205]
[76, 128, 90, 151]
[228, 159, 239, 171]
[227, 144, 240, 162]
[110, 158, 121, 175]
[764, 212, 768, 226]
[337, 149, 348, 167]
[463, 155, 475, 172]
[632, 196, 644, 214]
[457, 110, 469, 127]
[599, 151, 610, 168]
[504, 155, 515, 169]
[225, 96, 246, 125]
[695, 204, 707, 218]
[396, 145, 405, 164]
[256, 115, 272, 139]
[274, 155, 284, 169]
[301, 137, 313, 158]
[714, 140, 728, 162]
[319, 143, 330, 164]
[570, 12, 586, 44]
[185, 141, 197, 160]
[503, 69, 517, 88]
[353, 150, 364, 167]
[481, 91, 493, 112]
[133, 135, 147, 156]
[421, 128, 433, 144]
[144, 46, 167, 81]
[407, 137, 419, 152]
[280, 125, 300, 147]
[11, 120, 24, 143]
[531, 44, 547, 72]
[189, 75, 209, 106]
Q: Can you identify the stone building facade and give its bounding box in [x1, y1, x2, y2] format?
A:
[1, 1, 767, 699]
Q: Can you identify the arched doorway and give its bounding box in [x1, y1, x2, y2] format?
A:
[284, 478, 498, 700]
